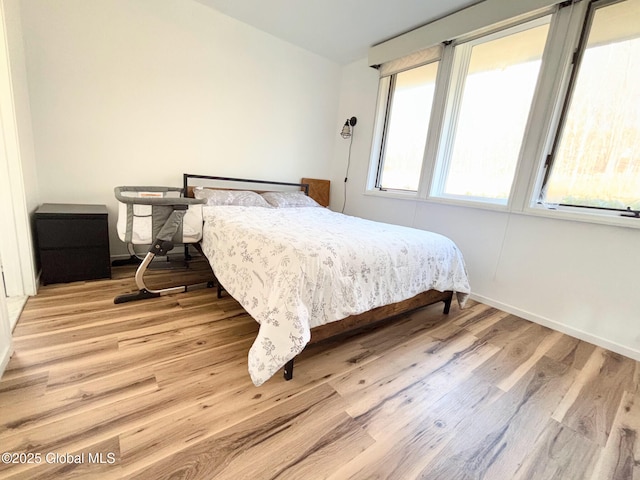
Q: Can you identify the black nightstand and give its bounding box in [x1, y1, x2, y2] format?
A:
[35, 203, 111, 285]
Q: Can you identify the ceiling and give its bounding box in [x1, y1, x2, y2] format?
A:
[195, 0, 483, 65]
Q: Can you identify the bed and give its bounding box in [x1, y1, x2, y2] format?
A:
[184, 174, 471, 386]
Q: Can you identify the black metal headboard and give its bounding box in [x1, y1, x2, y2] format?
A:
[183, 174, 309, 197]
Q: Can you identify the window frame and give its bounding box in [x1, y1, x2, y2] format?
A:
[430, 15, 553, 207]
[370, 57, 443, 195]
[372, 74, 395, 190]
[535, 0, 639, 214]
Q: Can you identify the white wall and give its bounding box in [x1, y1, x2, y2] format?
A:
[19, 0, 341, 256]
[330, 59, 640, 360]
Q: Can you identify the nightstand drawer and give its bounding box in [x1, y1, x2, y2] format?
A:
[36, 217, 109, 249]
[40, 248, 111, 284]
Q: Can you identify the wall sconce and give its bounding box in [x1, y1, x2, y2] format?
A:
[340, 116, 357, 139]
[340, 116, 357, 213]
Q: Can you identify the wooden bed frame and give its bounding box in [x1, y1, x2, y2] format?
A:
[183, 173, 453, 380]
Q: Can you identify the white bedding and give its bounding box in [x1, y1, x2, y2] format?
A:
[200, 206, 470, 386]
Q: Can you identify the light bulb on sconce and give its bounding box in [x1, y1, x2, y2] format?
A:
[340, 116, 357, 139]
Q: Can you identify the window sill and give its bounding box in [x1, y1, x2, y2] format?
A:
[364, 188, 420, 201]
[427, 194, 509, 211]
[523, 204, 640, 229]
[364, 188, 510, 212]
[364, 188, 640, 229]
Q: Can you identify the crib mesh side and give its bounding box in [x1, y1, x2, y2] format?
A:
[116, 187, 187, 245]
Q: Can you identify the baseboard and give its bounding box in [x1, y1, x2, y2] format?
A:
[8, 296, 27, 332]
[470, 293, 640, 362]
[0, 343, 12, 379]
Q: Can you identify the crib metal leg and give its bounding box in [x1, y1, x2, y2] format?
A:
[283, 359, 295, 380]
[114, 288, 161, 304]
[114, 240, 213, 304]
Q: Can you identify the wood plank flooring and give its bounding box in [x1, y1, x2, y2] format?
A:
[0, 257, 638, 479]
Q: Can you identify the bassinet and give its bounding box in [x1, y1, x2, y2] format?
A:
[113, 186, 210, 304]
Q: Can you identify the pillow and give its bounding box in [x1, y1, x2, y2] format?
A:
[261, 191, 321, 208]
[193, 188, 271, 207]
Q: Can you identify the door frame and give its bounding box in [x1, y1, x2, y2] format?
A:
[0, 0, 37, 376]
[0, 281, 11, 376]
[0, 0, 37, 302]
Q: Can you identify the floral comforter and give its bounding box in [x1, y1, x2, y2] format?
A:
[200, 206, 470, 386]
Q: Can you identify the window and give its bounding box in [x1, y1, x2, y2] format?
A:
[368, 0, 640, 225]
[375, 61, 440, 191]
[435, 20, 550, 203]
[540, 0, 640, 212]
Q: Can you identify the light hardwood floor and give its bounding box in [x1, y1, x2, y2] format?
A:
[0, 258, 638, 479]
